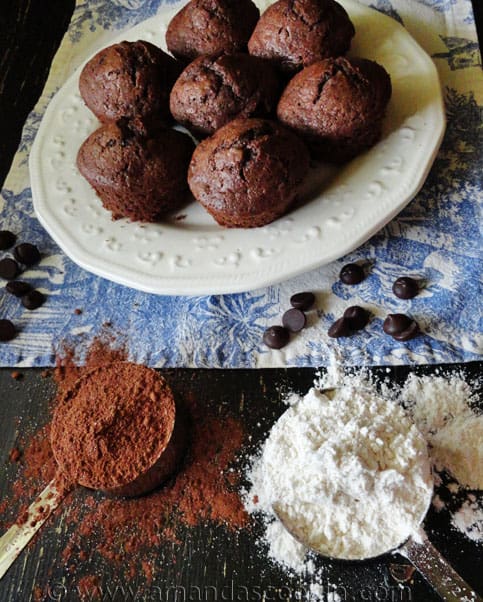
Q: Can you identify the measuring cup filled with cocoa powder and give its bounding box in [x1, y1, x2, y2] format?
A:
[0, 361, 186, 578]
[50, 362, 186, 497]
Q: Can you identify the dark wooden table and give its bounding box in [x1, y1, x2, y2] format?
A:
[0, 365, 482, 602]
[0, 2, 482, 602]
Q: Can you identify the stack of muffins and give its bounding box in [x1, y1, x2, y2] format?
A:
[77, 0, 392, 228]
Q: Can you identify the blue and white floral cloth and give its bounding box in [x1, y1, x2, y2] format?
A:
[0, 0, 481, 367]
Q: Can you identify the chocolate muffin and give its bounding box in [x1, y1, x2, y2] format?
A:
[170, 53, 282, 138]
[188, 118, 309, 228]
[51, 362, 184, 497]
[248, 0, 355, 73]
[77, 121, 195, 222]
[166, 0, 260, 62]
[277, 57, 392, 162]
[79, 40, 181, 127]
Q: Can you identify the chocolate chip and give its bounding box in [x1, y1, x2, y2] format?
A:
[6, 280, 32, 297]
[0, 258, 21, 280]
[392, 320, 420, 341]
[282, 308, 306, 332]
[382, 313, 412, 335]
[0, 230, 16, 250]
[343, 306, 369, 330]
[0, 319, 16, 341]
[290, 291, 315, 311]
[21, 290, 45, 310]
[383, 313, 420, 341]
[328, 317, 352, 338]
[14, 243, 41, 266]
[263, 326, 290, 349]
[392, 277, 419, 299]
[339, 263, 365, 285]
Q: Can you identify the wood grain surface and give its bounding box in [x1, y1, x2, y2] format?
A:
[0, 365, 482, 602]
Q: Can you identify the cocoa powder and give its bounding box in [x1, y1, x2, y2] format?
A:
[54, 334, 127, 397]
[51, 362, 176, 492]
[58, 400, 248, 569]
[0, 336, 248, 592]
[77, 575, 101, 600]
[8, 447, 21, 462]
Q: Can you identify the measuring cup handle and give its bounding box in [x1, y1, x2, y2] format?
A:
[400, 528, 482, 602]
[0, 478, 67, 581]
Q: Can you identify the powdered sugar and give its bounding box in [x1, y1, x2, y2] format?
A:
[247, 385, 433, 560]
[451, 496, 483, 543]
[399, 373, 483, 490]
[308, 584, 341, 602]
[244, 361, 482, 591]
[264, 518, 308, 572]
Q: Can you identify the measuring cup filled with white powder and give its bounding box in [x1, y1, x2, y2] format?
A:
[248, 385, 481, 601]
[256, 386, 432, 559]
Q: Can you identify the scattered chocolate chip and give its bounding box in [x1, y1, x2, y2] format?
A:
[382, 313, 412, 336]
[343, 306, 369, 330]
[0, 319, 16, 341]
[282, 308, 306, 332]
[290, 291, 315, 311]
[263, 325, 290, 349]
[6, 280, 32, 297]
[0, 258, 21, 280]
[0, 230, 16, 250]
[74, 308, 83, 315]
[14, 243, 41, 266]
[393, 320, 420, 341]
[21, 289, 45, 310]
[383, 313, 420, 341]
[392, 276, 419, 299]
[339, 263, 365, 285]
[11, 370, 23, 380]
[328, 317, 352, 338]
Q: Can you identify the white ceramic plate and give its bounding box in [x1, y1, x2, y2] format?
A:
[30, 0, 445, 295]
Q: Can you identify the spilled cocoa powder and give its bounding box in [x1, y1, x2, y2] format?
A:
[8, 447, 21, 462]
[0, 335, 248, 596]
[76, 575, 102, 598]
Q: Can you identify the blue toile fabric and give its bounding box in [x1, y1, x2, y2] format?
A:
[0, 0, 481, 367]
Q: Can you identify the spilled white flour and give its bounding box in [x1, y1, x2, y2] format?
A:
[399, 373, 483, 490]
[247, 385, 433, 560]
[244, 362, 482, 595]
[451, 495, 483, 543]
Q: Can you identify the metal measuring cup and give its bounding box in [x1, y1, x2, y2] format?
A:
[271, 389, 481, 602]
